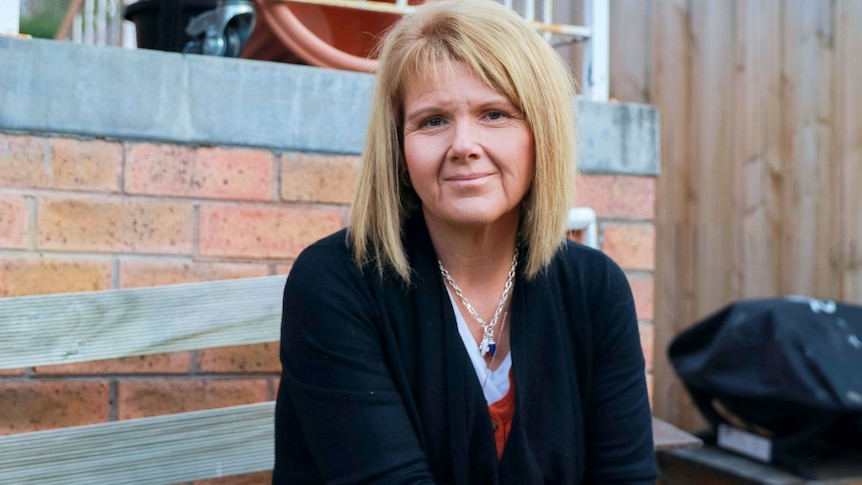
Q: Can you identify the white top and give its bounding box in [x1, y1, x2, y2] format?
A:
[445, 288, 512, 404]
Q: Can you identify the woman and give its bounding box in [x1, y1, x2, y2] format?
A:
[273, 0, 657, 483]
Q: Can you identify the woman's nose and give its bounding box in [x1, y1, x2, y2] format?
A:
[447, 120, 481, 161]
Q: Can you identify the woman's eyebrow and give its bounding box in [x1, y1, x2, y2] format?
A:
[473, 98, 517, 111]
[405, 96, 515, 121]
[403, 105, 444, 124]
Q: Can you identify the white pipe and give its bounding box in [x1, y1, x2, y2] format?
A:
[582, 0, 609, 101]
[567, 207, 598, 249]
[542, 0, 552, 41]
[83, 0, 95, 45]
[122, 0, 136, 48]
[95, 0, 107, 46]
[0, 0, 20, 35]
[524, 0, 535, 21]
[73, 12, 82, 43]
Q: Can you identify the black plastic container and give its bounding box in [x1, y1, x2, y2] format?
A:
[124, 0, 218, 52]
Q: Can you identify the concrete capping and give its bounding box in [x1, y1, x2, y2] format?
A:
[0, 37, 659, 176]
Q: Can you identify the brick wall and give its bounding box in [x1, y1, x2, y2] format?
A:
[0, 133, 655, 484]
[0, 133, 347, 485]
[0, 127, 655, 400]
[577, 174, 657, 405]
[0, 130, 655, 483]
[0, 36, 659, 484]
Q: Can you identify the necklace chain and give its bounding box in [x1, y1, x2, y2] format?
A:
[438, 250, 518, 357]
[482, 310, 508, 389]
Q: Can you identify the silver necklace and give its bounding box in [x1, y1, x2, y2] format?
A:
[482, 310, 508, 390]
[438, 250, 518, 357]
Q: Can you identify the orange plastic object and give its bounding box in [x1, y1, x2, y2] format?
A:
[244, 0, 423, 73]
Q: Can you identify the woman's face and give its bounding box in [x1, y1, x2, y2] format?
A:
[402, 61, 534, 232]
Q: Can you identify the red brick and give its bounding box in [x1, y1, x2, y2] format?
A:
[49, 137, 122, 191]
[125, 144, 273, 201]
[0, 368, 26, 376]
[576, 175, 655, 220]
[199, 205, 343, 258]
[37, 197, 193, 254]
[639, 322, 654, 372]
[193, 471, 272, 485]
[197, 343, 281, 374]
[646, 373, 654, 410]
[601, 223, 655, 271]
[119, 260, 269, 288]
[628, 273, 654, 321]
[274, 262, 293, 275]
[0, 194, 29, 249]
[0, 135, 122, 191]
[270, 377, 280, 401]
[34, 352, 191, 375]
[566, 229, 586, 245]
[0, 256, 112, 297]
[281, 153, 359, 204]
[0, 133, 48, 188]
[0, 381, 110, 435]
[117, 378, 269, 420]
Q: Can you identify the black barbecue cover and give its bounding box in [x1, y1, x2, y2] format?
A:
[669, 297, 862, 460]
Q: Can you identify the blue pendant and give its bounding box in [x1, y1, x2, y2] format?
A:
[488, 342, 497, 357]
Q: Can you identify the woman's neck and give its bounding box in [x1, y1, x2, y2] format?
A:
[426, 206, 519, 360]
[425, 208, 519, 289]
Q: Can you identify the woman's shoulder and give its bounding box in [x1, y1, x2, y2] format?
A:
[295, 228, 351, 259]
[288, 228, 402, 291]
[553, 239, 626, 279]
[287, 228, 360, 286]
[542, 239, 633, 304]
[292, 227, 350, 261]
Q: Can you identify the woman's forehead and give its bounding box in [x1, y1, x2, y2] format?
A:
[400, 59, 511, 103]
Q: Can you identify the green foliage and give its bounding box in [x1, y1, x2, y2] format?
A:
[19, 14, 60, 39]
[18, 0, 72, 39]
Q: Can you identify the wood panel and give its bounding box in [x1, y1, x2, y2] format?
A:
[614, 0, 862, 430]
[812, 0, 840, 300]
[0, 276, 284, 370]
[0, 277, 282, 483]
[0, 402, 274, 485]
[608, 0, 652, 103]
[688, 0, 737, 317]
[754, 0, 783, 300]
[781, 0, 829, 297]
[734, 0, 773, 299]
[561, 0, 585, 91]
[658, 445, 862, 485]
[835, 0, 862, 300]
[647, 0, 697, 428]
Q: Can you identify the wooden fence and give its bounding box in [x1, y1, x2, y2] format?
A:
[0, 276, 284, 484]
[601, 0, 862, 431]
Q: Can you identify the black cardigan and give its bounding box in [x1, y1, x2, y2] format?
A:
[274, 213, 657, 484]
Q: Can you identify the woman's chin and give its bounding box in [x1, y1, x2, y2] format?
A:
[424, 206, 519, 231]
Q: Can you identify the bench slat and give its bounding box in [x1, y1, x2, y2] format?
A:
[0, 401, 275, 484]
[0, 276, 284, 370]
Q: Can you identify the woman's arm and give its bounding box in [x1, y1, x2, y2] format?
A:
[582, 257, 658, 485]
[273, 242, 437, 485]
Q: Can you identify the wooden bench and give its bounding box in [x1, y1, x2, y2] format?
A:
[0, 275, 700, 483]
[658, 445, 862, 485]
[0, 276, 285, 484]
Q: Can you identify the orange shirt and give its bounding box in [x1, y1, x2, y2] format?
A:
[487, 372, 515, 459]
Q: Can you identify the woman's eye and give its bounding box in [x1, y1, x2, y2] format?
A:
[420, 116, 445, 128]
[485, 110, 507, 121]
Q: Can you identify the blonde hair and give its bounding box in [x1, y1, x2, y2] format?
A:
[349, 0, 577, 281]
